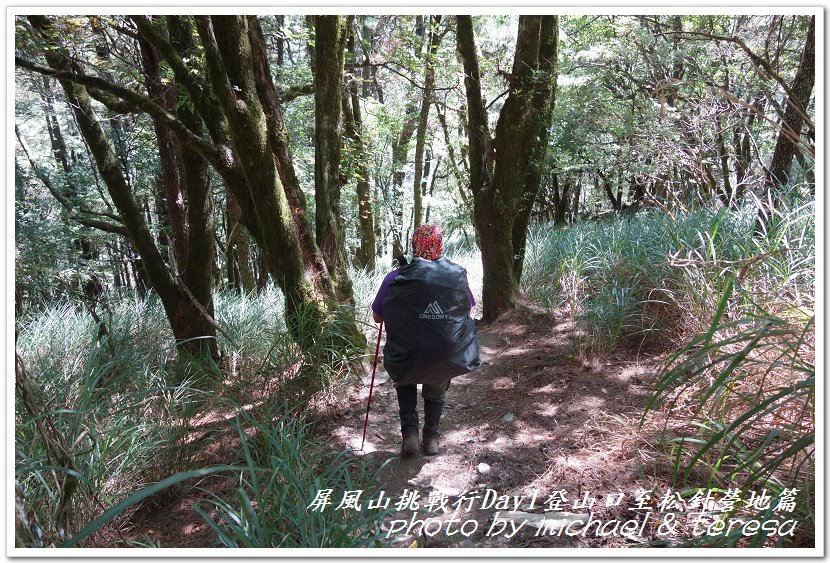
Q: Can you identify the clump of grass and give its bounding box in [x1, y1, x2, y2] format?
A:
[521, 188, 814, 546]
[14, 287, 286, 547]
[349, 265, 388, 329]
[645, 282, 814, 546]
[641, 190, 814, 547]
[520, 193, 809, 354]
[215, 285, 285, 362]
[15, 266, 398, 549]
[194, 400, 392, 548]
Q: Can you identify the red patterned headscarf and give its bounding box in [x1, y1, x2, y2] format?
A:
[412, 224, 444, 261]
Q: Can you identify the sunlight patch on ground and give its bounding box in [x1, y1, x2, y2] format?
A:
[479, 345, 499, 359]
[406, 454, 474, 497]
[535, 380, 571, 395]
[490, 376, 515, 389]
[534, 402, 560, 418]
[501, 347, 532, 357]
[330, 424, 385, 453]
[345, 436, 379, 454]
[570, 395, 607, 413]
[554, 454, 589, 471]
[612, 364, 652, 382]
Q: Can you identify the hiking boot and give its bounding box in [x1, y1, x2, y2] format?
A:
[396, 385, 419, 457]
[422, 399, 444, 456]
[401, 434, 419, 457]
[422, 434, 441, 456]
[396, 385, 419, 434]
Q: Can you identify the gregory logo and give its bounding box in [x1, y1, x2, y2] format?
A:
[419, 301, 448, 319]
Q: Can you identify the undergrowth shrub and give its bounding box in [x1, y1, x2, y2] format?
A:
[520, 194, 807, 354]
[523, 187, 814, 546]
[15, 293, 225, 546]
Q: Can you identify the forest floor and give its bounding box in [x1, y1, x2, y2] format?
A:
[325, 303, 664, 548]
[121, 302, 666, 549]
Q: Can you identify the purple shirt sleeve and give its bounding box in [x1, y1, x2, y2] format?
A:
[371, 268, 476, 319]
[371, 269, 400, 318]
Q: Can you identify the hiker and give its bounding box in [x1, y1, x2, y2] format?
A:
[372, 225, 481, 457]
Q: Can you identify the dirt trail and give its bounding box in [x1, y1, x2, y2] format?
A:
[329, 305, 660, 548]
[123, 305, 661, 548]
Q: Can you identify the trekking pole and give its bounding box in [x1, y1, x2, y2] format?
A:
[360, 321, 383, 452]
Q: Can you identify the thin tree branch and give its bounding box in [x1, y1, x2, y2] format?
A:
[16, 56, 222, 165]
[484, 89, 509, 111]
[16, 124, 73, 209]
[174, 275, 238, 347]
[277, 83, 314, 103]
[657, 30, 814, 132]
[69, 215, 129, 236]
[16, 124, 129, 236]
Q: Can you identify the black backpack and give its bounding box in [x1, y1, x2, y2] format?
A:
[382, 257, 481, 385]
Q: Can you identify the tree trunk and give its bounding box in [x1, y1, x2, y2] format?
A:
[138, 30, 189, 269]
[424, 155, 440, 224]
[599, 172, 621, 211]
[551, 172, 569, 226]
[457, 15, 559, 321]
[391, 106, 418, 256]
[511, 15, 558, 283]
[246, 16, 334, 298]
[714, 111, 733, 206]
[313, 15, 353, 304]
[412, 16, 442, 230]
[226, 193, 256, 292]
[766, 15, 815, 192]
[143, 17, 218, 359]
[572, 177, 582, 221]
[198, 15, 325, 342]
[29, 15, 218, 360]
[343, 23, 376, 271]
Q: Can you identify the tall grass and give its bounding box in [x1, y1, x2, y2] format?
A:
[521, 188, 814, 546]
[194, 399, 392, 547]
[14, 286, 384, 548]
[520, 200, 808, 352]
[645, 193, 815, 547]
[15, 293, 222, 546]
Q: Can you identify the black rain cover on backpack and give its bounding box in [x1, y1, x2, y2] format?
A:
[382, 257, 481, 385]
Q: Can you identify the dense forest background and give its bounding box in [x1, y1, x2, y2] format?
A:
[14, 14, 815, 549]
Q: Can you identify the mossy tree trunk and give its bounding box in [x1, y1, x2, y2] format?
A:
[29, 15, 219, 361]
[343, 22, 377, 271]
[246, 16, 334, 299]
[510, 16, 558, 283]
[139, 18, 219, 359]
[311, 15, 354, 304]
[197, 15, 327, 340]
[391, 107, 418, 257]
[225, 193, 256, 293]
[412, 15, 442, 230]
[766, 15, 815, 193]
[457, 15, 559, 321]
